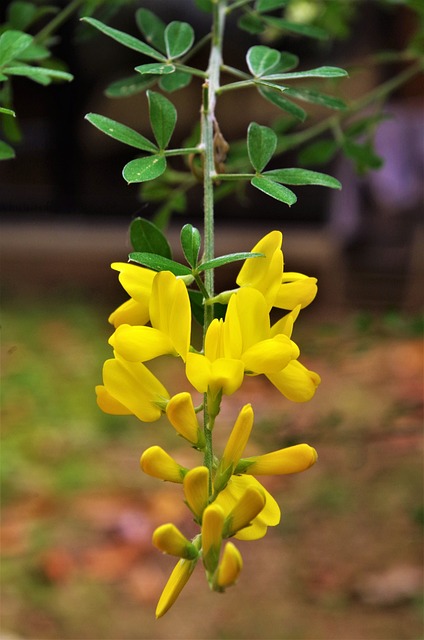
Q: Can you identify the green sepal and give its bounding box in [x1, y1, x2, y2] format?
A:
[180, 224, 202, 268]
[197, 252, 264, 273]
[130, 217, 172, 258]
[247, 122, 277, 173]
[85, 113, 158, 152]
[213, 462, 234, 494]
[129, 252, 192, 277]
[251, 176, 297, 206]
[122, 155, 166, 184]
[263, 168, 341, 189]
[234, 458, 255, 474]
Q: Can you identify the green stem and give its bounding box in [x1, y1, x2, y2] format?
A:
[201, 0, 227, 491]
[34, 0, 85, 43]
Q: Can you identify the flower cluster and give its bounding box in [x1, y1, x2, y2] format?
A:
[96, 230, 320, 617]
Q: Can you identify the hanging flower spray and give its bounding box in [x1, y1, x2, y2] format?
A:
[86, 0, 346, 617]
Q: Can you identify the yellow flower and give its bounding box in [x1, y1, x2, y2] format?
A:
[223, 287, 300, 374]
[108, 262, 155, 327]
[214, 542, 243, 590]
[186, 318, 244, 397]
[155, 557, 197, 619]
[140, 446, 188, 482]
[202, 503, 225, 573]
[166, 392, 205, 448]
[110, 270, 191, 363]
[236, 443, 318, 475]
[183, 467, 210, 519]
[97, 354, 169, 422]
[236, 231, 317, 310]
[152, 524, 198, 560]
[214, 475, 280, 540]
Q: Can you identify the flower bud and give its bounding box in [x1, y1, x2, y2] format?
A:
[202, 503, 225, 573]
[152, 524, 198, 560]
[224, 486, 266, 538]
[140, 446, 187, 483]
[236, 443, 318, 475]
[183, 467, 210, 519]
[166, 392, 205, 448]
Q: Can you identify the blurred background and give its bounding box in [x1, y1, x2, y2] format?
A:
[1, 1, 423, 639]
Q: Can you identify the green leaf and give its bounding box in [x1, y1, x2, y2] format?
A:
[0, 108, 16, 117]
[7, 2, 37, 31]
[159, 70, 192, 92]
[284, 87, 347, 110]
[0, 139, 16, 160]
[251, 176, 297, 206]
[135, 62, 175, 75]
[147, 90, 177, 150]
[272, 51, 299, 73]
[263, 66, 348, 81]
[198, 252, 264, 273]
[194, 0, 213, 12]
[297, 139, 338, 166]
[81, 17, 166, 61]
[246, 45, 281, 77]
[105, 74, 155, 98]
[255, 0, 288, 11]
[4, 65, 73, 84]
[263, 168, 341, 189]
[263, 16, 328, 40]
[342, 139, 383, 174]
[247, 122, 277, 173]
[259, 87, 306, 121]
[165, 21, 195, 59]
[122, 155, 167, 184]
[128, 252, 192, 276]
[0, 30, 32, 66]
[136, 8, 166, 54]
[85, 113, 158, 152]
[130, 217, 172, 258]
[181, 224, 202, 268]
[237, 13, 265, 35]
[16, 42, 50, 62]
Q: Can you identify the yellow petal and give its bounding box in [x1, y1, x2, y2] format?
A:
[186, 354, 244, 397]
[236, 231, 283, 306]
[111, 262, 155, 301]
[242, 336, 299, 374]
[149, 271, 191, 361]
[110, 325, 174, 361]
[275, 275, 318, 310]
[224, 287, 269, 358]
[102, 356, 169, 422]
[108, 297, 150, 328]
[266, 360, 321, 402]
[155, 558, 197, 618]
[95, 385, 132, 415]
[214, 542, 243, 590]
[140, 446, 187, 483]
[270, 305, 301, 339]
